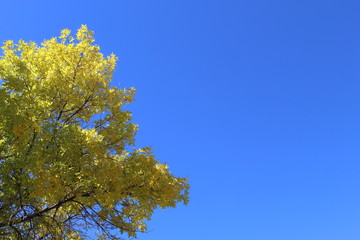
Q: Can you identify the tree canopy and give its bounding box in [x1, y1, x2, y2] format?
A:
[0, 25, 189, 239]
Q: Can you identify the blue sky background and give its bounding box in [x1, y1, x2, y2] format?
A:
[2, 1, 360, 239]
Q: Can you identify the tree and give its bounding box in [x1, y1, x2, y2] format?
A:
[0, 25, 189, 239]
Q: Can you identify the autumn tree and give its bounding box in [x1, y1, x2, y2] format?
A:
[0, 26, 189, 239]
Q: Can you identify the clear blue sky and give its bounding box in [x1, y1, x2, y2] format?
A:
[3, 1, 360, 239]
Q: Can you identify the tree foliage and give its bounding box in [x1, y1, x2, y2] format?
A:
[0, 25, 189, 239]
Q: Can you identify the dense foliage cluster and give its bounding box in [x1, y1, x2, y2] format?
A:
[0, 26, 189, 239]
